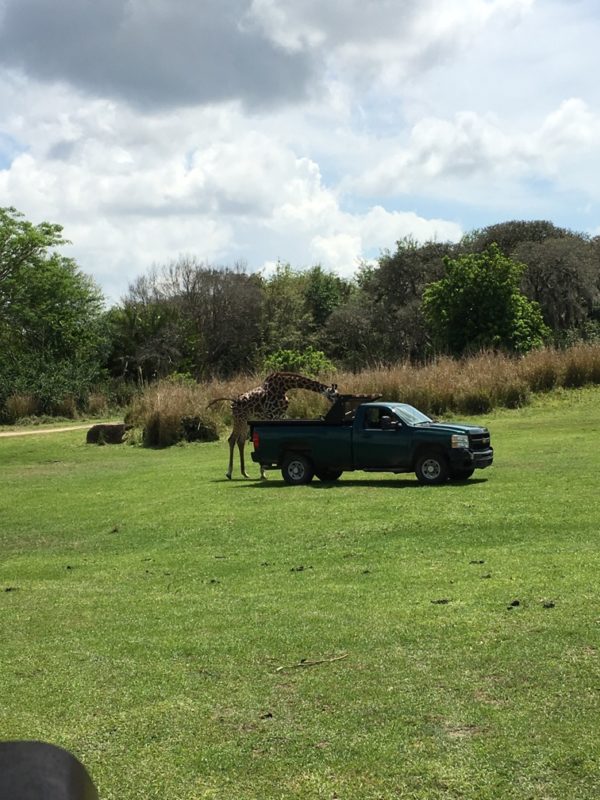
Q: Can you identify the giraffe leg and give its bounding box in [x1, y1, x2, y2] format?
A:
[226, 432, 236, 479]
[238, 437, 250, 478]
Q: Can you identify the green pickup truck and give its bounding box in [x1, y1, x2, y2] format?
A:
[250, 395, 493, 485]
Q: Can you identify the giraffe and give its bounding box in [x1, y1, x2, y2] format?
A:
[208, 372, 339, 479]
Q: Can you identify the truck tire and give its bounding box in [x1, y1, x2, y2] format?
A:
[315, 468, 343, 482]
[282, 453, 314, 485]
[415, 451, 449, 485]
[450, 466, 475, 481]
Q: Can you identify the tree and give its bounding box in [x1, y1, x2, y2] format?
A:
[0, 206, 65, 285]
[514, 237, 599, 334]
[324, 300, 380, 371]
[302, 265, 353, 331]
[462, 220, 600, 340]
[461, 220, 575, 254]
[355, 238, 457, 363]
[0, 208, 107, 416]
[104, 278, 181, 381]
[422, 245, 549, 355]
[260, 262, 355, 359]
[261, 262, 313, 353]
[109, 257, 265, 380]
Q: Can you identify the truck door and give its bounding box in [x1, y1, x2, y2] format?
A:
[353, 406, 412, 469]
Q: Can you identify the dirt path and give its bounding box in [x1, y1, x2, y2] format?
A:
[0, 422, 121, 438]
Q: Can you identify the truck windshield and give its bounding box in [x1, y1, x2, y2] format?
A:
[391, 404, 433, 425]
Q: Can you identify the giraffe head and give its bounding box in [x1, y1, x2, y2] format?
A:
[323, 383, 339, 403]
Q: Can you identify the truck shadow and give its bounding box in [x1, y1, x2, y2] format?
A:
[231, 477, 488, 489]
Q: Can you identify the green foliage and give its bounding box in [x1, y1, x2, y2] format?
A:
[0, 205, 66, 283]
[101, 225, 598, 379]
[422, 245, 550, 355]
[263, 346, 335, 375]
[462, 221, 600, 342]
[0, 208, 108, 418]
[324, 300, 379, 371]
[461, 219, 575, 253]
[303, 264, 354, 330]
[261, 262, 313, 352]
[164, 371, 197, 387]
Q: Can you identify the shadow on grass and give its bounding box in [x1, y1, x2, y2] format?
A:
[217, 477, 488, 489]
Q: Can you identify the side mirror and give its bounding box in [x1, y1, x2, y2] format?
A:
[380, 416, 397, 431]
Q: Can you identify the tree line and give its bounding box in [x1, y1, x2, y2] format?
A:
[1, 206, 599, 418]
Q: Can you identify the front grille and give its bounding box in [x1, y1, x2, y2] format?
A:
[469, 432, 491, 451]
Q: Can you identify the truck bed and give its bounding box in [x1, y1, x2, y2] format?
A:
[248, 418, 352, 427]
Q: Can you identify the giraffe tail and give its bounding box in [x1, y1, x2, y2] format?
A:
[207, 397, 235, 408]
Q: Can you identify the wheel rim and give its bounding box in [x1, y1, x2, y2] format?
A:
[288, 460, 305, 480]
[422, 458, 441, 480]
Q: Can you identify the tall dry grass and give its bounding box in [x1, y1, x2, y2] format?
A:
[86, 392, 109, 416]
[4, 394, 39, 422]
[127, 380, 220, 447]
[129, 344, 600, 445]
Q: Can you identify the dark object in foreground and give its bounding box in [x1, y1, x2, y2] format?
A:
[86, 423, 132, 445]
[0, 741, 98, 800]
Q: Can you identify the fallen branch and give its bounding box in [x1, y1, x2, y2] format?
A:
[276, 653, 349, 672]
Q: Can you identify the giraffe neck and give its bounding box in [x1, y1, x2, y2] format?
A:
[265, 372, 330, 395]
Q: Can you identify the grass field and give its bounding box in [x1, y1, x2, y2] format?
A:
[1, 388, 599, 799]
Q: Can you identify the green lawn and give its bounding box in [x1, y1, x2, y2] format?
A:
[1, 389, 599, 799]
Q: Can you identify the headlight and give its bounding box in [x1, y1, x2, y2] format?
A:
[451, 434, 469, 449]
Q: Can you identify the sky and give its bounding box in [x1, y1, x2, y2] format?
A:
[1, 0, 600, 304]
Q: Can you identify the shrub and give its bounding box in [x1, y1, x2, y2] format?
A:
[519, 348, 561, 392]
[180, 415, 219, 443]
[142, 410, 182, 448]
[86, 392, 109, 416]
[108, 378, 139, 408]
[4, 394, 39, 422]
[561, 344, 600, 388]
[263, 347, 335, 376]
[494, 379, 531, 409]
[128, 379, 221, 448]
[51, 394, 78, 419]
[455, 390, 493, 415]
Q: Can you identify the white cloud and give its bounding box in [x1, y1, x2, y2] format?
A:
[249, 0, 534, 90]
[309, 207, 462, 275]
[2, 0, 600, 303]
[351, 98, 600, 208]
[0, 75, 463, 300]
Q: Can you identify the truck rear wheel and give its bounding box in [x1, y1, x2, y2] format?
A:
[415, 451, 449, 485]
[315, 469, 343, 482]
[282, 454, 314, 485]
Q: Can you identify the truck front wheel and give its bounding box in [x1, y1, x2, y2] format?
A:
[282, 454, 314, 485]
[415, 452, 449, 485]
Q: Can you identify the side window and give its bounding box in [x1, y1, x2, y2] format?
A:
[364, 408, 381, 429]
[364, 407, 399, 429]
[380, 412, 402, 429]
